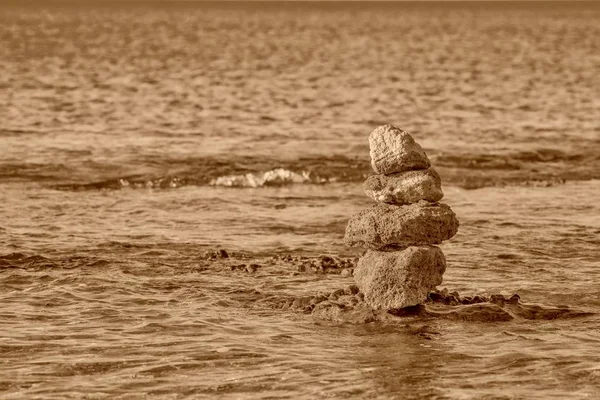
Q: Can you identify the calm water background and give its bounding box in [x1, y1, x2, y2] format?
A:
[1, 1, 600, 399]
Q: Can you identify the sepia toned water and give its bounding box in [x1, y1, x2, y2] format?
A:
[1, 1, 600, 398]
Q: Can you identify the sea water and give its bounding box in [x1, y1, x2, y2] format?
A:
[1, 2, 600, 398]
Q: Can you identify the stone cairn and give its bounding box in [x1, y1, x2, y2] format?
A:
[344, 125, 459, 310]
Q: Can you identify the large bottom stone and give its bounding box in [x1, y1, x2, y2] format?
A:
[354, 246, 446, 310]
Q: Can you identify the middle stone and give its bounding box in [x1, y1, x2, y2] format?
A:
[344, 201, 459, 249]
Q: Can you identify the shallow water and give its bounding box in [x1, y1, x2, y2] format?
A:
[1, 1, 600, 399]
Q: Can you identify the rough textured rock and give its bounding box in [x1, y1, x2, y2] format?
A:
[364, 168, 443, 205]
[354, 247, 446, 309]
[344, 201, 459, 249]
[369, 125, 431, 174]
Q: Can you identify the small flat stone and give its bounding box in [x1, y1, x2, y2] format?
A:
[369, 125, 430, 174]
[354, 246, 446, 310]
[364, 168, 443, 205]
[344, 201, 459, 249]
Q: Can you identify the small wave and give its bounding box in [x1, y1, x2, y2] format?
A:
[210, 168, 319, 188]
[53, 176, 187, 191]
[117, 176, 185, 189]
[4, 148, 599, 192]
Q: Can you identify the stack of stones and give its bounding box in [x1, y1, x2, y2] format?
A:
[344, 125, 459, 310]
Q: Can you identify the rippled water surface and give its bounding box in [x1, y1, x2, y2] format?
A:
[1, 1, 600, 399]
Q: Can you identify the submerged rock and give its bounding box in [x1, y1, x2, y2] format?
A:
[369, 125, 431, 174]
[296, 255, 357, 274]
[424, 303, 514, 322]
[504, 302, 593, 320]
[308, 286, 593, 324]
[354, 247, 446, 310]
[344, 201, 459, 249]
[204, 248, 230, 259]
[363, 168, 444, 205]
[312, 301, 381, 324]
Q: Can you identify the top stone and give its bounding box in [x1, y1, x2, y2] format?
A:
[369, 125, 430, 174]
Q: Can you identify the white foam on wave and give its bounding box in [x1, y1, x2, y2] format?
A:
[210, 168, 314, 188]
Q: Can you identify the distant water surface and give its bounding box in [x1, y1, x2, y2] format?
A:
[1, 1, 600, 399]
